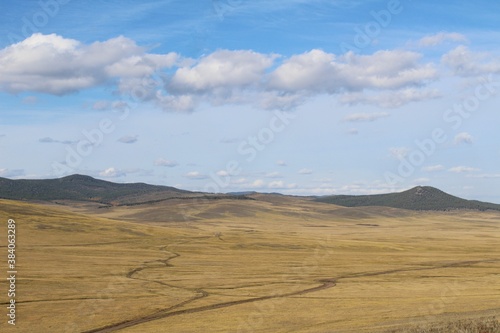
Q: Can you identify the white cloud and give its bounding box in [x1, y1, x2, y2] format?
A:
[0, 35, 443, 111]
[0, 169, 25, 178]
[298, 168, 313, 175]
[118, 135, 139, 144]
[343, 112, 390, 122]
[0, 33, 178, 95]
[413, 177, 430, 184]
[448, 166, 480, 173]
[154, 159, 178, 167]
[185, 171, 209, 180]
[169, 50, 276, 93]
[339, 88, 441, 108]
[267, 181, 297, 190]
[248, 179, 265, 188]
[118, 135, 138, 144]
[99, 167, 125, 178]
[454, 132, 474, 145]
[442, 45, 500, 77]
[155, 93, 197, 112]
[232, 178, 248, 184]
[257, 91, 306, 110]
[264, 172, 282, 178]
[389, 147, 410, 160]
[418, 32, 468, 47]
[276, 160, 287, 166]
[268, 49, 437, 93]
[422, 164, 445, 172]
[268, 180, 285, 189]
[38, 137, 77, 144]
[281, 181, 405, 196]
[163, 50, 277, 110]
[467, 174, 500, 179]
[216, 170, 229, 177]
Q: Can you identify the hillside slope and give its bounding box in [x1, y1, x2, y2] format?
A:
[0, 174, 197, 205]
[315, 186, 500, 211]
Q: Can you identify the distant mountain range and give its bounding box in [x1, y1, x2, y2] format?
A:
[0, 174, 196, 205]
[0, 174, 251, 206]
[0, 175, 499, 211]
[315, 186, 500, 211]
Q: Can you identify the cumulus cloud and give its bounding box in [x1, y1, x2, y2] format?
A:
[185, 171, 209, 180]
[283, 181, 404, 196]
[160, 50, 278, 111]
[216, 170, 229, 177]
[1, 34, 448, 111]
[99, 167, 125, 178]
[39, 137, 77, 144]
[454, 132, 474, 145]
[422, 164, 445, 172]
[268, 49, 437, 93]
[418, 32, 468, 47]
[169, 50, 276, 94]
[448, 166, 480, 173]
[268, 180, 285, 189]
[155, 163, 174, 171]
[298, 168, 313, 175]
[0, 34, 444, 111]
[467, 173, 500, 179]
[389, 147, 410, 160]
[118, 135, 138, 144]
[0, 33, 178, 95]
[276, 160, 287, 166]
[442, 45, 500, 77]
[248, 179, 265, 188]
[343, 112, 390, 122]
[264, 172, 282, 178]
[267, 181, 297, 190]
[339, 88, 441, 108]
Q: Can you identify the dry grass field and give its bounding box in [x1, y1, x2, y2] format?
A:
[1, 195, 499, 332]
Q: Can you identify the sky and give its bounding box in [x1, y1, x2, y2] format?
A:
[1, 0, 500, 202]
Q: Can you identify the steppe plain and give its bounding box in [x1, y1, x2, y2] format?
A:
[1, 193, 499, 332]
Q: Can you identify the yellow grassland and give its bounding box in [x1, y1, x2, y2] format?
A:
[0, 197, 499, 332]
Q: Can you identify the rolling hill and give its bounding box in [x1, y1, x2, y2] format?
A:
[0, 174, 203, 205]
[315, 186, 500, 211]
[1, 175, 498, 212]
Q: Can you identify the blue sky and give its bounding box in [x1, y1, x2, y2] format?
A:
[1, 0, 500, 202]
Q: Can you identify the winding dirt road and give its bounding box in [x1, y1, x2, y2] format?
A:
[83, 249, 500, 333]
